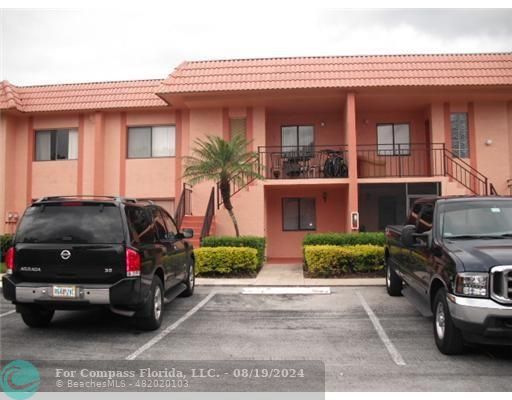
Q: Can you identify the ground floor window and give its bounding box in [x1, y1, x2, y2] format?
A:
[282, 197, 316, 231]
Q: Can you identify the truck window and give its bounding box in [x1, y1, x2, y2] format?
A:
[16, 203, 125, 244]
[161, 209, 178, 237]
[407, 203, 422, 226]
[418, 204, 434, 233]
[150, 207, 167, 240]
[441, 200, 512, 238]
[125, 206, 155, 244]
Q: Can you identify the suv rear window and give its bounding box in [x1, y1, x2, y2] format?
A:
[16, 203, 125, 244]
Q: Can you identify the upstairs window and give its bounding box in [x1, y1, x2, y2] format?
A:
[127, 126, 176, 158]
[281, 125, 314, 153]
[35, 129, 78, 161]
[230, 118, 247, 140]
[451, 113, 469, 158]
[377, 123, 410, 156]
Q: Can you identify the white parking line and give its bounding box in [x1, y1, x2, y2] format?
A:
[242, 287, 331, 295]
[125, 291, 216, 360]
[0, 310, 16, 318]
[356, 291, 406, 366]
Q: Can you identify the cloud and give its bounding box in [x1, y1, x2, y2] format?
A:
[2, 8, 511, 85]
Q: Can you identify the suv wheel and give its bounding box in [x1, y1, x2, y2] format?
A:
[136, 276, 164, 331]
[20, 306, 54, 328]
[180, 260, 195, 297]
[433, 288, 465, 355]
[385, 261, 402, 296]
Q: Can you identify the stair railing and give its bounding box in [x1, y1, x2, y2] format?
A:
[442, 147, 489, 196]
[489, 183, 499, 196]
[174, 183, 192, 229]
[217, 154, 260, 209]
[200, 187, 215, 242]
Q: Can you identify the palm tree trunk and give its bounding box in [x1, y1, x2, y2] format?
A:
[220, 178, 240, 237]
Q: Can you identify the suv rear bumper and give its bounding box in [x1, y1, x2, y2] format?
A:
[2, 275, 143, 310]
[447, 293, 512, 344]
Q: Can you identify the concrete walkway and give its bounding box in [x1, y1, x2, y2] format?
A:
[196, 262, 385, 287]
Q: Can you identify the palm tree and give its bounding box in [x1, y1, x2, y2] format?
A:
[183, 134, 263, 237]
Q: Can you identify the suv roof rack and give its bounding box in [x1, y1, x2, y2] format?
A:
[35, 195, 138, 204]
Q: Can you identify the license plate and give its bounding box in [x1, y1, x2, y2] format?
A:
[52, 285, 76, 298]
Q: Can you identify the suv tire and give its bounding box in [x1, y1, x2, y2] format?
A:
[386, 261, 402, 296]
[180, 259, 195, 298]
[136, 276, 164, 331]
[433, 288, 465, 355]
[20, 306, 55, 328]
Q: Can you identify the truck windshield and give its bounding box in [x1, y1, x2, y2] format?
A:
[16, 203, 125, 244]
[441, 200, 512, 239]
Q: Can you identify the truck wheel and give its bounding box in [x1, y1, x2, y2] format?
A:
[433, 288, 465, 355]
[386, 261, 402, 296]
[136, 276, 164, 331]
[180, 260, 195, 297]
[20, 306, 54, 328]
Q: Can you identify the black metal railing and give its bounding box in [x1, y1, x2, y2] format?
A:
[490, 183, 499, 196]
[174, 183, 192, 229]
[258, 145, 348, 180]
[443, 147, 489, 196]
[356, 143, 446, 178]
[200, 187, 215, 241]
[217, 154, 260, 209]
[356, 142, 490, 196]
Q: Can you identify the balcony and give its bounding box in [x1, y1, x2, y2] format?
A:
[258, 145, 348, 180]
[357, 143, 445, 178]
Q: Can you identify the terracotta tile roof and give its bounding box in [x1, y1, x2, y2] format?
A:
[0, 79, 167, 112]
[157, 53, 512, 94]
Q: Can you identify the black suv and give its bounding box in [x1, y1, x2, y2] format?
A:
[2, 196, 195, 330]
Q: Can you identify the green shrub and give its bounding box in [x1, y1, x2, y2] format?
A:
[304, 245, 384, 277]
[303, 232, 385, 247]
[201, 236, 265, 266]
[194, 246, 258, 277]
[0, 234, 13, 262]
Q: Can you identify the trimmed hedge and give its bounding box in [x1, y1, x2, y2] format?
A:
[304, 245, 384, 277]
[303, 232, 385, 247]
[0, 234, 13, 262]
[194, 246, 258, 277]
[201, 236, 265, 266]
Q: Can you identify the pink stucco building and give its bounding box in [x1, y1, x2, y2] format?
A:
[1, 53, 512, 260]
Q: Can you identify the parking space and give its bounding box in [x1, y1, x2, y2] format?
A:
[1, 286, 512, 391]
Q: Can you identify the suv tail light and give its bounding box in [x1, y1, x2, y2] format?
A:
[5, 247, 15, 275]
[126, 248, 141, 277]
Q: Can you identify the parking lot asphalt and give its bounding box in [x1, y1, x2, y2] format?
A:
[1, 286, 512, 391]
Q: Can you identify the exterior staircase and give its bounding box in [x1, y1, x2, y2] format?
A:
[180, 215, 215, 248]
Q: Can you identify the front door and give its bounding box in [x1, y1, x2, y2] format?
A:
[378, 196, 397, 230]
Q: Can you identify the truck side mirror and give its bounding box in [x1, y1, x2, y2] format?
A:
[401, 225, 418, 247]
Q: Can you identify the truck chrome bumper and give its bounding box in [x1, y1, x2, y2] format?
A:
[15, 283, 110, 304]
[446, 293, 512, 325]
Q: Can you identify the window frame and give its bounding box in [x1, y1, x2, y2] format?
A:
[34, 128, 79, 162]
[376, 123, 411, 156]
[450, 112, 469, 158]
[281, 197, 317, 232]
[280, 125, 315, 150]
[126, 124, 176, 159]
[229, 117, 247, 140]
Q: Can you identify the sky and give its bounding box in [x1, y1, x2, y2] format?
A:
[1, 8, 512, 86]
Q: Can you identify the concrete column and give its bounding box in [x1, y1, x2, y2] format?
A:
[93, 111, 104, 195]
[345, 92, 359, 232]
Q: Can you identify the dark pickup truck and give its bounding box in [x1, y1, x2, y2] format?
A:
[2, 196, 195, 330]
[385, 196, 512, 354]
